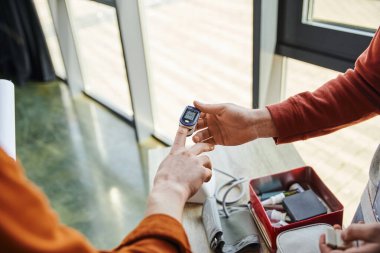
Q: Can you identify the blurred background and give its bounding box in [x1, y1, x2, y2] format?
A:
[1, 0, 379, 249]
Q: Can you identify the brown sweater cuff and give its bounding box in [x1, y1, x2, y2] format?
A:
[119, 214, 191, 252]
[266, 100, 303, 144]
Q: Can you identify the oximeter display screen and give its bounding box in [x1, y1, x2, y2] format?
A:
[179, 106, 200, 136]
[184, 110, 197, 121]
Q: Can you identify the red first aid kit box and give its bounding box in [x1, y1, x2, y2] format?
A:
[249, 166, 344, 252]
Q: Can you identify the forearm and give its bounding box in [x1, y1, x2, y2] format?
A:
[145, 182, 187, 222]
[266, 29, 380, 144]
[250, 108, 279, 138]
[267, 69, 379, 144]
[105, 182, 191, 252]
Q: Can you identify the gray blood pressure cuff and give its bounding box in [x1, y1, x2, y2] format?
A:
[202, 197, 260, 253]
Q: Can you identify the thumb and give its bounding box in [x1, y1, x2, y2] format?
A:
[194, 101, 224, 114]
[342, 224, 380, 242]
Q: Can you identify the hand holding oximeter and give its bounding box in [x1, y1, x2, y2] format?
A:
[179, 106, 201, 136]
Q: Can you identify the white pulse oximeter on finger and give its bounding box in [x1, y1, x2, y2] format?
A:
[179, 106, 201, 136]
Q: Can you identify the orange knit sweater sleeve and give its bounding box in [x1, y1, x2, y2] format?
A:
[0, 148, 191, 253]
[267, 28, 380, 144]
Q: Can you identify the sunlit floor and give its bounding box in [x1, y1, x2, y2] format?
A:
[15, 82, 147, 249]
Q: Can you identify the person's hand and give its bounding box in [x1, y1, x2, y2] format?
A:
[319, 223, 380, 253]
[192, 101, 278, 146]
[145, 126, 214, 221]
[154, 126, 214, 199]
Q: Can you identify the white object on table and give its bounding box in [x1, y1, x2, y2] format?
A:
[0, 80, 16, 159]
[188, 174, 216, 204]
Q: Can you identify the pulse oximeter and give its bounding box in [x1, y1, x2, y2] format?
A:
[179, 106, 201, 136]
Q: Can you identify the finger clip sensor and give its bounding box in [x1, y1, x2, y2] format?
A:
[179, 106, 201, 136]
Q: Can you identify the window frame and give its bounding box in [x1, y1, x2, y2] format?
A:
[276, 0, 374, 72]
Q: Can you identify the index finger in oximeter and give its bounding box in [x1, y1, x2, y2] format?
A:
[179, 106, 201, 136]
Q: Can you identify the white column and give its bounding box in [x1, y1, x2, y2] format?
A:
[253, 0, 285, 108]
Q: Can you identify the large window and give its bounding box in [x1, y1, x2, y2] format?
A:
[68, 0, 133, 117]
[142, 0, 253, 141]
[311, 0, 380, 31]
[36, 0, 253, 143]
[277, 0, 374, 73]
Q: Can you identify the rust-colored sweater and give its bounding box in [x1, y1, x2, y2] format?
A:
[267, 28, 380, 143]
[0, 149, 191, 253]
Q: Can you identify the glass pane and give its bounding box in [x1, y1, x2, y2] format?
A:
[310, 0, 380, 31]
[143, 0, 253, 141]
[284, 58, 380, 225]
[34, 0, 66, 79]
[68, 0, 133, 116]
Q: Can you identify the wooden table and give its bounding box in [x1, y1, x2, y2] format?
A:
[148, 138, 304, 253]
